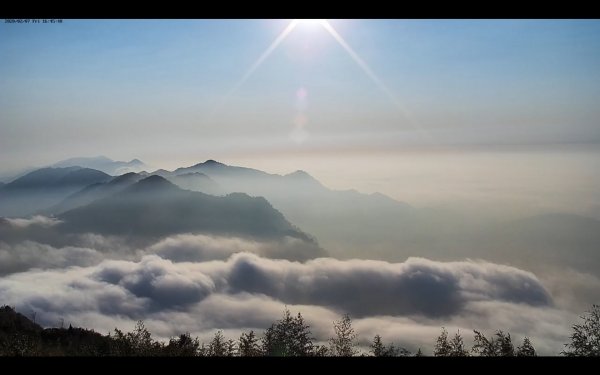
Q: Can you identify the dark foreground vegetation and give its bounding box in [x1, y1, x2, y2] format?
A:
[0, 304, 598, 356]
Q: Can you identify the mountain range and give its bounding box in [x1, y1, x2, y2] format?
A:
[58, 175, 317, 245]
[0, 156, 151, 184]
[1, 158, 599, 273]
[52, 156, 150, 175]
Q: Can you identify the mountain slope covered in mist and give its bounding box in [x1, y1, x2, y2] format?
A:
[151, 159, 600, 275]
[56, 176, 323, 259]
[45, 172, 148, 214]
[0, 167, 112, 217]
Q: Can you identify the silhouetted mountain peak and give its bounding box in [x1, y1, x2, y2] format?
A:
[0, 305, 43, 334]
[150, 169, 171, 177]
[194, 159, 226, 168]
[126, 175, 178, 193]
[283, 170, 323, 188]
[286, 170, 313, 179]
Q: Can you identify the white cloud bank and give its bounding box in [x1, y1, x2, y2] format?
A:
[0, 235, 582, 355]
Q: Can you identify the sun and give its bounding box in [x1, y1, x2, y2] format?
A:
[226, 18, 410, 123]
[293, 19, 328, 28]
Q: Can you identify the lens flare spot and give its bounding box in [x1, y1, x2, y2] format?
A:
[296, 87, 308, 100]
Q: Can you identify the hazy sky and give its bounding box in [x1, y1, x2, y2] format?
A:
[2, 19, 600, 164]
[2, 19, 600, 217]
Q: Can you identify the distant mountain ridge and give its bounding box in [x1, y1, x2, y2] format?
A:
[143, 159, 600, 274]
[46, 171, 223, 215]
[0, 167, 112, 217]
[52, 156, 150, 175]
[2, 158, 599, 274]
[147, 159, 414, 256]
[58, 175, 308, 240]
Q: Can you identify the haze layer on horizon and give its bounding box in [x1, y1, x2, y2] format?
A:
[2, 19, 600, 220]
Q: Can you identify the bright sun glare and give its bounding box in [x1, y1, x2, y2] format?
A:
[293, 19, 328, 28]
[225, 18, 413, 128]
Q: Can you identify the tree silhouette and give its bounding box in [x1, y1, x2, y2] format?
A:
[3, 303, 599, 357]
[472, 330, 514, 356]
[369, 334, 410, 357]
[207, 330, 230, 356]
[108, 320, 162, 356]
[434, 328, 452, 356]
[225, 338, 237, 356]
[472, 330, 496, 356]
[313, 345, 330, 356]
[449, 330, 469, 356]
[290, 312, 313, 356]
[516, 337, 536, 357]
[198, 343, 208, 357]
[434, 328, 467, 356]
[128, 320, 158, 356]
[329, 314, 358, 356]
[370, 334, 386, 357]
[238, 330, 261, 356]
[108, 328, 130, 356]
[261, 324, 279, 356]
[563, 304, 600, 356]
[261, 308, 314, 356]
[165, 333, 200, 356]
[495, 331, 514, 356]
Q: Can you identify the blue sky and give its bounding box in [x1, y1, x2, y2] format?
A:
[1, 19, 600, 170]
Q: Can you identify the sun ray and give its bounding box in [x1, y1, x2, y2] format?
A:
[230, 20, 299, 96]
[208, 20, 299, 118]
[214, 19, 428, 140]
[320, 22, 410, 119]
